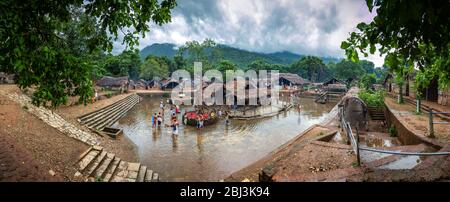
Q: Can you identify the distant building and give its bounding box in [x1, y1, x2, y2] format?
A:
[277, 73, 310, 88]
[96, 76, 129, 92]
[323, 78, 347, 93]
[161, 78, 180, 90]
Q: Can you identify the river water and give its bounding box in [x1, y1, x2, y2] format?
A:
[114, 93, 336, 181]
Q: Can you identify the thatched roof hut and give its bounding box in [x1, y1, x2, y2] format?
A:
[277, 73, 310, 86]
[96, 76, 129, 88]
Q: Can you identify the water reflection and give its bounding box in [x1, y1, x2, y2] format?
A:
[115, 94, 336, 181]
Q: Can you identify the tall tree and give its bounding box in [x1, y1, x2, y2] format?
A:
[334, 60, 365, 82]
[290, 56, 327, 82]
[140, 56, 169, 80]
[0, 0, 177, 107]
[341, 0, 450, 91]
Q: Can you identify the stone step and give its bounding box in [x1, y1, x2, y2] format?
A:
[137, 166, 147, 182]
[80, 97, 134, 125]
[94, 98, 140, 130]
[79, 95, 134, 122]
[87, 96, 140, 130]
[78, 147, 103, 172]
[103, 158, 121, 182]
[152, 173, 159, 182]
[85, 151, 107, 177]
[111, 161, 129, 182]
[84, 96, 139, 128]
[125, 162, 141, 182]
[93, 153, 115, 180]
[145, 170, 154, 182]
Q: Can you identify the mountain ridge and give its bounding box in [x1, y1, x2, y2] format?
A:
[140, 43, 341, 67]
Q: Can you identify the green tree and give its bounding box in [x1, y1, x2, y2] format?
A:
[341, 0, 450, 92]
[0, 0, 177, 107]
[359, 74, 377, 90]
[360, 60, 375, 74]
[140, 56, 169, 80]
[334, 60, 365, 82]
[290, 56, 327, 82]
[217, 60, 238, 73]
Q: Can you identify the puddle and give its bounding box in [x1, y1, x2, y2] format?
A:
[378, 156, 422, 170]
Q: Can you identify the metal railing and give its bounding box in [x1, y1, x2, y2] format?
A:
[428, 108, 450, 138]
[338, 105, 450, 166]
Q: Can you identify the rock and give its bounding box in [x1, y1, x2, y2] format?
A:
[49, 170, 56, 176]
[74, 171, 82, 177]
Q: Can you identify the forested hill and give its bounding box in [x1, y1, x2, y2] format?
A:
[140, 43, 340, 67]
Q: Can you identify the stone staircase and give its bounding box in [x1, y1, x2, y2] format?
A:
[368, 106, 385, 121]
[78, 94, 141, 131]
[75, 146, 159, 182]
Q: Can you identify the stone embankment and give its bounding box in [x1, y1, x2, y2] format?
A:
[0, 91, 99, 146]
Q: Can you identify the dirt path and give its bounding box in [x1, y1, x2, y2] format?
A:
[0, 86, 89, 181]
[385, 97, 450, 141]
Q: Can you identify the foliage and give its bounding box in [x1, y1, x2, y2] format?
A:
[140, 56, 169, 80]
[140, 43, 341, 69]
[388, 125, 397, 137]
[341, 0, 450, 100]
[358, 90, 386, 108]
[0, 0, 177, 107]
[359, 74, 377, 90]
[217, 60, 238, 74]
[334, 60, 365, 82]
[290, 56, 328, 82]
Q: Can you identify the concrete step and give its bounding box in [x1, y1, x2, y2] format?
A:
[93, 98, 140, 130]
[79, 95, 133, 122]
[84, 95, 139, 127]
[80, 97, 133, 125]
[78, 147, 103, 172]
[137, 165, 147, 182]
[93, 153, 115, 180]
[103, 158, 121, 182]
[125, 162, 141, 182]
[145, 170, 154, 182]
[87, 96, 140, 130]
[111, 161, 129, 182]
[85, 151, 107, 177]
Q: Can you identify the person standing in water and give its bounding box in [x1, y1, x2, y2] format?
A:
[160, 99, 164, 112]
[169, 117, 179, 135]
[151, 113, 157, 128]
[157, 112, 163, 127]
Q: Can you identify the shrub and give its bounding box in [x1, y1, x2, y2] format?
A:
[358, 89, 386, 108]
[388, 125, 397, 137]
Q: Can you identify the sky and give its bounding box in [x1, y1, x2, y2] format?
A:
[113, 0, 385, 67]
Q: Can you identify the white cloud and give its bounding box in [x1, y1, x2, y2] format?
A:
[113, 0, 385, 67]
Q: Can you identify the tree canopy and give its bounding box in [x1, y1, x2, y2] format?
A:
[0, 0, 177, 107]
[341, 0, 450, 90]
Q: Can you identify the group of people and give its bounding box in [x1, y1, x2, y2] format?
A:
[152, 99, 181, 135]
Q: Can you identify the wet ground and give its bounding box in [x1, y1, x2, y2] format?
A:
[114, 93, 336, 181]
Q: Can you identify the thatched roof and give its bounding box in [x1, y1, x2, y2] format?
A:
[161, 78, 180, 88]
[323, 78, 347, 86]
[96, 76, 129, 87]
[278, 73, 310, 85]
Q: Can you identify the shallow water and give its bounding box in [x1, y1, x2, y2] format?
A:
[114, 94, 336, 181]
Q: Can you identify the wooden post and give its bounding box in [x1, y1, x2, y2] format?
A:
[428, 108, 435, 138]
[416, 99, 421, 113]
[355, 126, 361, 167]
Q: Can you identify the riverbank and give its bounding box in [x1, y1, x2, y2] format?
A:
[224, 93, 360, 182]
[226, 88, 450, 182]
[0, 85, 139, 181]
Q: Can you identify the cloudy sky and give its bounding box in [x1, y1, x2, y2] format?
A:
[113, 0, 384, 66]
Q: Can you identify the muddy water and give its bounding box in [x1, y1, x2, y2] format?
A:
[114, 94, 336, 181]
